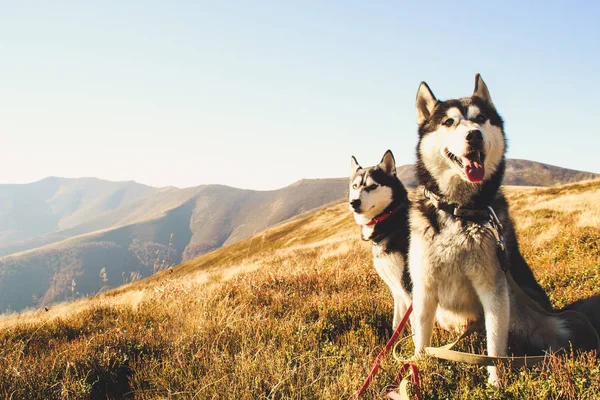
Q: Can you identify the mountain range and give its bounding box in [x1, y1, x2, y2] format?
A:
[0, 159, 597, 312]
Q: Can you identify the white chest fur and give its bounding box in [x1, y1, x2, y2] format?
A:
[409, 209, 503, 325]
[372, 247, 406, 293]
[370, 241, 411, 328]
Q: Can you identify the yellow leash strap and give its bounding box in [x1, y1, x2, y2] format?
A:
[400, 269, 600, 369]
[424, 318, 550, 367]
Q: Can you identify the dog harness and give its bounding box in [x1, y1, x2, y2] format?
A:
[423, 188, 492, 219]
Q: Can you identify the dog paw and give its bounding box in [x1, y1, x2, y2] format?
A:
[487, 368, 501, 387]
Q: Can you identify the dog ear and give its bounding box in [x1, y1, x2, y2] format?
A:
[473, 73, 494, 107]
[416, 82, 437, 126]
[351, 156, 362, 174]
[379, 150, 396, 175]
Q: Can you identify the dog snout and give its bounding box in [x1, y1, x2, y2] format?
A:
[466, 130, 483, 148]
[350, 199, 361, 211]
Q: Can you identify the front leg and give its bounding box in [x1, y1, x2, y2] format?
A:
[392, 292, 408, 330]
[472, 274, 510, 386]
[412, 284, 438, 353]
[409, 235, 438, 353]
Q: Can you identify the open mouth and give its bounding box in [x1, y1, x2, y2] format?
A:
[445, 149, 486, 183]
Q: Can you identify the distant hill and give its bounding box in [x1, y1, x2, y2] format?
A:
[0, 177, 160, 245]
[503, 159, 598, 186]
[0, 159, 597, 312]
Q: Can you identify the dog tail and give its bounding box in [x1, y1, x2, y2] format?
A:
[561, 295, 600, 353]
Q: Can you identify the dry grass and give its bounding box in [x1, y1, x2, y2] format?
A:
[1, 181, 600, 399]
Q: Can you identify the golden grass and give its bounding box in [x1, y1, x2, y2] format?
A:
[1, 180, 599, 399]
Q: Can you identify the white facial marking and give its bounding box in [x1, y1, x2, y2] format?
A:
[445, 107, 463, 121]
[348, 170, 394, 225]
[349, 176, 363, 202]
[445, 119, 481, 157]
[419, 103, 505, 192]
[483, 124, 505, 176]
[467, 105, 481, 119]
[353, 185, 393, 224]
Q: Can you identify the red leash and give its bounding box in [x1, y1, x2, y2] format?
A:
[353, 304, 421, 399]
[386, 361, 422, 400]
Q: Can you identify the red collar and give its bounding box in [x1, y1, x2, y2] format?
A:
[366, 205, 403, 226]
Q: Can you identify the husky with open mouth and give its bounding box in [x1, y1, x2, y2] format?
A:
[349, 150, 412, 329]
[408, 74, 586, 386]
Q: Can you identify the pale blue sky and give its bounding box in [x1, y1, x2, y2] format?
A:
[1, 1, 599, 190]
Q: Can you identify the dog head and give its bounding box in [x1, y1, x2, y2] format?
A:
[349, 150, 402, 225]
[414, 74, 506, 199]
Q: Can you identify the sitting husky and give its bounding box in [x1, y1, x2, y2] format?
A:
[408, 74, 580, 385]
[349, 150, 412, 329]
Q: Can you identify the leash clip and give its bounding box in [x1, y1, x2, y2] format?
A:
[486, 206, 505, 251]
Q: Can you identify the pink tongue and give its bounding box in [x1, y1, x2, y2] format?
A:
[462, 157, 485, 182]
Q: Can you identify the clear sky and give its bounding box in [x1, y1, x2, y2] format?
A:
[2, 1, 599, 190]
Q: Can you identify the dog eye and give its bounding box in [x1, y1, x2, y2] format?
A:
[352, 184, 358, 189]
[474, 114, 487, 124]
[442, 118, 454, 127]
[365, 184, 378, 192]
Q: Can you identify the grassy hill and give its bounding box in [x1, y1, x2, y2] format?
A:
[1, 180, 599, 399]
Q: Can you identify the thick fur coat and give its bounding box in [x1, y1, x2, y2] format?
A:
[409, 75, 576, 385]
[349, 150, 412, 329]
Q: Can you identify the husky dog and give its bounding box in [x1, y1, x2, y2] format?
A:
[349, 150, 412, 329]
[408, 74, 576, 385]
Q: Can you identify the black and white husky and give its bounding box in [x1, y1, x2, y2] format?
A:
[349, 150, 412, 329]
[408, 74, 576, 385]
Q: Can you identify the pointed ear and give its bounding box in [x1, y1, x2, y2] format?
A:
[351, 156, 362, 174]
[416, 82, 437, 126]
[473, 73, 494, 106]
[378, 150, 396, 175]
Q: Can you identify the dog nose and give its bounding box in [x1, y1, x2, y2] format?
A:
[350, 199, 361, 211]
[466, 130, 483, 147]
